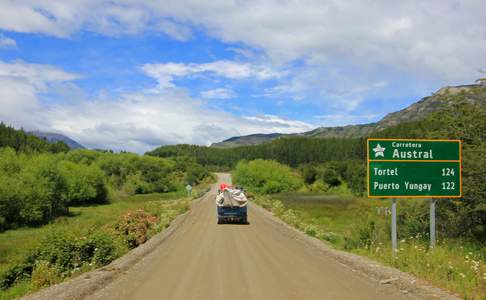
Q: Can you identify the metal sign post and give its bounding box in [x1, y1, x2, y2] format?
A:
[391, 198, 397, 256]
[430, 198, 436, 248]
[367, 139, 462, 256]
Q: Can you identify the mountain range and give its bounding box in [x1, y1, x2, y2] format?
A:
[29, 131, 85, 149]
[211, 83, 486, 148]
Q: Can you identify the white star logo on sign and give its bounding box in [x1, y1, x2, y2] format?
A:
[373, 144, 386, 158]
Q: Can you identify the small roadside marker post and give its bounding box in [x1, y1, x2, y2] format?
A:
[186, 184, 192, 196]
[430, 198, 436, 249]
[391, 198, 397, 257]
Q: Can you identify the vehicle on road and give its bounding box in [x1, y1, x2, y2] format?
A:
[216, 183, 248, 224]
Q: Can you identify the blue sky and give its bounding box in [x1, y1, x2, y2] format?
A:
[0, 1, 485, 152]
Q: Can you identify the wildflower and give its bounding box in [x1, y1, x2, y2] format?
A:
[400, 239, 406, 243]
[459, 273, 466, 278]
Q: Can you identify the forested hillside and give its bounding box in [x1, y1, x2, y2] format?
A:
[148, 137, 364, 169]
[0, 123, 69, 153]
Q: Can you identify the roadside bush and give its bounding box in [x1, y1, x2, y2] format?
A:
[396, 201, 429, 239]
[343, 161, 366, 196]
[321, 168, 341, 187]
[0, 147, 209, 231]
[300, 165, 318, 184]
[308, 180, 330, 192]
[0, 152, 69, 229]
[77, 233, 117, 266]
[123, 172, 151, 195]
[58, 161, 107, 205]
[31, 261, 59, 289]
[344, 217, 388, 250]
[233, 160, 303, 195]
[115, 209, 158, 249]
[65, 149, 102, 165]
[0, 230, 118, 290]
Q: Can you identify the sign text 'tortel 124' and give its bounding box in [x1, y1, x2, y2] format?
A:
[367, 139, 462, 198]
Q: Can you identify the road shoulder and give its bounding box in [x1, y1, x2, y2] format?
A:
[251, 203, 460, 300]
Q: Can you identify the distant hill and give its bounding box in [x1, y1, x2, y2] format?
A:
[29, 131, 85, 149]
[0, 123, 70, 153]
[211, 133, 283, 148]
[211, 83, 486, 148]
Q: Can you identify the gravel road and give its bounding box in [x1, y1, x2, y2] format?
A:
[85, 173, 424, 300]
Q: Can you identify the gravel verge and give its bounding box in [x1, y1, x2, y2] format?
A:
[251, 203, 461, 300]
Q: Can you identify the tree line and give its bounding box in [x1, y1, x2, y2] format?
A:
[0, 125, 211, 232]
[147, 136, 365, 169]
[0, 122, 70, 153]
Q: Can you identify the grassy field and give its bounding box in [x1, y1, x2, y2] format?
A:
[259, 192, 486, 299]
[0, 185, 209, 300]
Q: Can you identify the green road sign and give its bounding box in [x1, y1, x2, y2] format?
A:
[367, 139, 462, 198]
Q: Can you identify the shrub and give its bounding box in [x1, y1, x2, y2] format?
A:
[0, 230, 118, 290]
[77, 233, 117, 266]
[36, 231, 79, 275]
[300, 165, 318, 185]
[115, 209, 158, 248]
[31, 261, 59, 289]
[343, 218, 388, 250]
[58, 161, 108, 205]
[233, 160, 303, 195]
[271, 200, 286, 217]
[320, 168, 341, 187]
[308, 180, 330, 192]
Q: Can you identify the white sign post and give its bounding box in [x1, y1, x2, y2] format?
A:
[186, 184, 192, 196]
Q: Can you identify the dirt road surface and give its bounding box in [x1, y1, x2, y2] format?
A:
[88, 173, 414, 300]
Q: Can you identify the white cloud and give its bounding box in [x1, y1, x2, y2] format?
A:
[44, 92, 314, 153]
[0, 60, 79, 129]
[314, 113, 380, 127]
[0, 34, 16, 48]
[0, 60, 79, 89]
[0, 59, 311, 153]
[0, 1, 484, 82]
[243, 115, 313, 133]
[200, 88, 236, 99]
[142, 60, 283, 88]
[0, 0, 484, 100]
